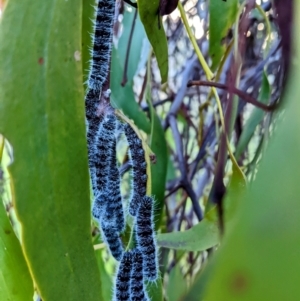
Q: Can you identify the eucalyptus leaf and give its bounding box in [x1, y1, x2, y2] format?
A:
[209, 0, 238, 70]
[157, 209, 220, 252]
[82, 0, 95, 87]
[0, 1, 103, 300]
[110, 47, 151, 133]
[0, 198, 33, 301]
[166, 265, 187, 301]
[235, 72, 271, 160]
[202, 8, 300, 299]
[118, 9, 146, 82]
[138, 0, 169, 82]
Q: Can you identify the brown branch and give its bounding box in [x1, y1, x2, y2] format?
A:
[168, 115, 203, 221]
[187, 80, 277, 112]
[205, 0, 257, 234]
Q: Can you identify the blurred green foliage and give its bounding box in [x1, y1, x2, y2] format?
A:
[0, 0, 298, 300]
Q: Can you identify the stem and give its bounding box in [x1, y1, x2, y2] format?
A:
[178, 1, 244, 176]
[178, 2, 213, 79]
[188, 80, 276, 111]
[212, 88, 246, 182]
[121, 9, 138, 86]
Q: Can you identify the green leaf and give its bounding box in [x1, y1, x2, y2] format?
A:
[0, 1, 103, 300]
[143, 59, 166, 301]
[181, 258, 215, 301]
[209, 0, 238, 70]
[118, 8, 146, 82]
[235, 72, 271, 160]
[82, 0, 96, 88]
[147, 279, 164, 301]
[0, 197, 33, 300]
[166, 265, 187, 301]
[156, 209, 220, 251]
[95, 249, 113, 301]
[224, 164, 247, 223]
[148, 110, 168, 230]
[110, 47, 151, 133]
[202, 7, 300, 299]
[138, 0, 169, 82]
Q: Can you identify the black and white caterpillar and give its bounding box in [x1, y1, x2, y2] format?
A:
[131, 249, 150, 301]
[87, 0, 116, 93]
[90, 113, 117, 198]
[91, 114, 125, 261]
[100, 221, 124, 261]
[136, 196, 158, 281]
[91, 114, 124, 230]
[85, 89, 101, 163]
[114, 251, 133, 301]
[103, 136, 125, 233]
[124, 123, 147, 216]
[85, 0, 116, 182]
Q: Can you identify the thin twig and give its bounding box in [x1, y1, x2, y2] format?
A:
[187, 80, 277, 111]
[168, 115, 203, 221]
[163, 55, 197, 129]
[121, 9, 138, 86]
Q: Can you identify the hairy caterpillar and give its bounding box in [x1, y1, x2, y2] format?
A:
[85, 0, 116, 190]
[85, 0, 116, 175]
[131, 249, 150, 301]
[91, 114, 116, 228]
[90, 114, 125, 259]
[92, 190, 107, 220]
[100, 221, 124, 261]
[136, 196, 158, 281]
[87, 0, 116, 92]
[90, 113, 116, 196]
[123, 123, 147, 216]
[85, 89, 101, 156]
[114, 251, 133, 301]
[102, 136, 125, 233]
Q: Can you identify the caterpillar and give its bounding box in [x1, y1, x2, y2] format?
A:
[135, 196, 158, 281]
[85, 0, 116, 186]
[114, 251, 133, 301]
[130, 249, 150, 301]
[123, 123, 147, 216]
[102, 136, 125, 233]
[91, 114, 117, 226]
[92, 190, 107, 221]
[91, 114, 125, 259]
[100, 221, 124, 261]
[90, 113, 116, 196]
[87, 0, 116, 92]
[85, 89, 101, 155]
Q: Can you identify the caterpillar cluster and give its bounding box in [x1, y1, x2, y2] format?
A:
[89, 113, 124, 261]
[90, 117, 158, 277]
[90, 115, 159, 298]
[85, 0, 158, 299]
